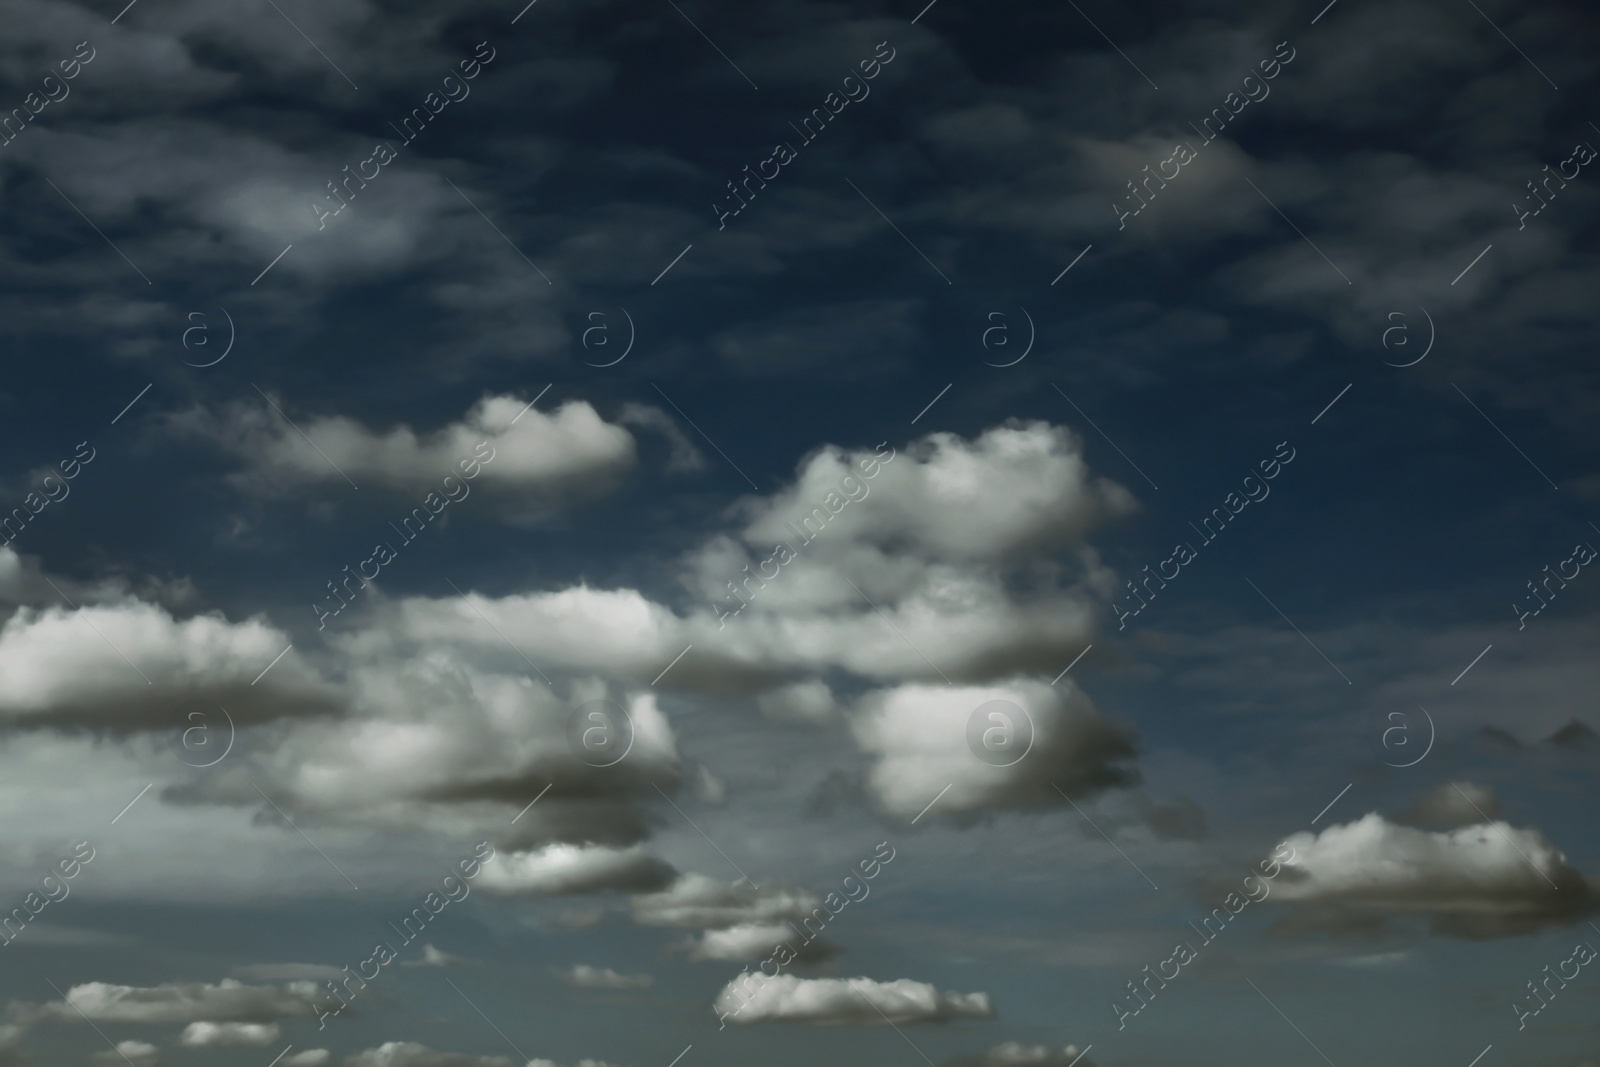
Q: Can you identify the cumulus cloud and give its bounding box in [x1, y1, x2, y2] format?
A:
[680, 922, 841, 963]
[1270, 813, 1598, 937]
[479, 844, 676, 895]
[713, 975, 994, 1025]
[28, 979, 315, 1024]
[172, 394, 636, 498]
[92, 1040, 159, 1067]
[0, 599, 337, 731]
[560, 965, 654, 990]
[631, 875, 820, 930]
[285, 1053, 332, 1067]
[850, 679, 1136, 819]
[736, 422, 1135, 562]
[180, 1021, 281, 1046]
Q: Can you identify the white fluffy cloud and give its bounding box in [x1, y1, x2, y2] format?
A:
[1271, 813, 1597, 936]
[850, 679, 1136, 819]
[172, 394, 636, 496]
[32, 979, 314, 1023]
[713, 975, 994, 1025]
[0, 599, 335, 730]
[180, 1021, 281, 1046]
[560, 965, 654, 990]
[479, 844, 676, 895]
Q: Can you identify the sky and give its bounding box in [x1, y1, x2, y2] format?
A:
[0, 0, 1597, 1066]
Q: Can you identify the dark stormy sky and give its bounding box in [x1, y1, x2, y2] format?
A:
[0, 0, 1597, 1066]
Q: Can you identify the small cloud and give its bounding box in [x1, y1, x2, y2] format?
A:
[92, 1041, 158, 1067]
[713, 975, 993, 1025]
[560, 965, 654, 990]
[180, 1021, 280, 1047]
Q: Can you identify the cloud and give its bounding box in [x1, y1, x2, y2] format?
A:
[1269, 813, 1598, 937]
[92, 1040, 158, 1067]
[680, 922, 841, 963]
[179, 1021, 281, 1046]
[1401, 782, 1500, 828]
[29, 979, 314, 1024]
[410, 944, 465, 968]
[850, 679, 1137, 819]
[478, 844, 676, 895]
[616, 404, 705, 473]
[631, 875, 820, 930]
[713, 975, 994, 1025]
[757, 681, 838, 725]
[343, 1043, 517, 1067]
[173, 394, 636, 498]
[285, 1054, 332, 1067]
[945, 1042, 1095, 1067]
[560, 965, 654, 990]
[0, 599, 337, 731]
